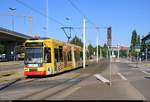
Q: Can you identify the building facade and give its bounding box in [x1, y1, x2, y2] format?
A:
[0, 27, 32, 61]
[141, 32, 150, 60]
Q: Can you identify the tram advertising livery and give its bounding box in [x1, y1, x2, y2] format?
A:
[24, 38, 83, 76]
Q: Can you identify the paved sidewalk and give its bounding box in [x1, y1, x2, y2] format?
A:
[0, 69, 25, 83]
[50, 62, 145, 100]
[0, 61, 25, 83]
[65, 78, 145, 100]
[128, 61, 150, 70]
[0, 61, 23, 66]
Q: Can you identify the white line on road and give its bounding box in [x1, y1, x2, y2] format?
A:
[141, 71, 150, 75]
[94, 74, 110, 83]
[117, 72, 127, 80]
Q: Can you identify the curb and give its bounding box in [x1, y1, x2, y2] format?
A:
[0, 77, 26, 91]
[0, 71, 15, 78]
[0, 78, 21, 90]
[0, 61, 23, 66]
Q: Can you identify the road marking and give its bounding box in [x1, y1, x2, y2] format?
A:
[94, 74, 110, 83]
[141, 71, 150, 75]
[117, 72, 127, 80]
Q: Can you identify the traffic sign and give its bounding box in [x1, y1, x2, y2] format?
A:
[135, 49, 140, 52]
[135, 44, 141, 52]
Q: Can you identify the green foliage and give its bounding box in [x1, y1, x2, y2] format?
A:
[69, 35, 83, 47]
[141, 40, 146, 52]
[101, 43, 108, 58]
[130, 30, 141, 57]
[137, 35, 141, 45]
[0, 43, 5, 54]
[131, 30, 138, 50]
[15, 45, 24, 54]
[70, 36, 111, 59]
[120, 50, 127, 57]
[87, 44, 95, 57]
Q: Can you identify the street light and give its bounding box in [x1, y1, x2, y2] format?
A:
[9, 8, 16, 31]
[146, 48, 148, 62]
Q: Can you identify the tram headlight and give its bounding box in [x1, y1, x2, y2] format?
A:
[25, 64, 42, 67]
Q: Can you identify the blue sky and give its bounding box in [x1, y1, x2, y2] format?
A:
[0, 0, 150, 47]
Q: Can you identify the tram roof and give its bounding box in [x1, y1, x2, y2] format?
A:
[26, 37, 82, 49]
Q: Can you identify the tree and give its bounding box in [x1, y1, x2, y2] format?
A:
[15, 45, 24, 54]
[69, 35, 83, 47]
[87, 44, 95, 57]
[131, 30, 138, 50]
[120, 50, 127, 58]
[0, 43, 5, 54]
[130, 30, 139, 57]
[101, 43, 108, 58]
[137, 35, 141, 45]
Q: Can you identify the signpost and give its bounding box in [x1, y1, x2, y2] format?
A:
[107, 26, 112, 86]
[135, 44, 141, 68]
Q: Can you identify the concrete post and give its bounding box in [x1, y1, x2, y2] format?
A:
[83, 18, 86, 69]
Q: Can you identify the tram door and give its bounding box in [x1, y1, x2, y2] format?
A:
[54, 46, 63, 73]
[63, 46, 68, 68]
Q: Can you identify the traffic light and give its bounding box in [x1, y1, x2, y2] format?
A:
[107, 26, 112, 47]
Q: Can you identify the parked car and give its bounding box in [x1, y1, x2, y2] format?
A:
[0, 54, 7, 62]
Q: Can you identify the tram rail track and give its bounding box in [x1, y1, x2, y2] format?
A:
[17, 73, 81, 100]
[0, 61, 107, 100]
[43, 74, 91, 100]
[19, 73, 91, 100]
[18, 61, 107, 100]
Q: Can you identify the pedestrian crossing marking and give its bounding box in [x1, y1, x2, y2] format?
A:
[94, 74, 110, 83]
[141, 71, 150, 75]
[117, 72, 127, 80]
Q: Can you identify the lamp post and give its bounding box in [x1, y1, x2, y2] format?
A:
[83, 18, 86, 69]
[46, 0, 48, 37]
[117, 44, 120, 60]
[28, 16, 32, 36]
[96, 33, 99, 63]
[146, 48, 148, 62]
[9, 8, 16, 31]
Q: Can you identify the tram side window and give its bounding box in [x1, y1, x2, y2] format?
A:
[54, 48, 59, 62]
[54, 47, 63, 62]
[44, 48, 51, 63]
[80, 52, 83, 60]
[75, 51, 80, 61]
[59, 46, 63, 62]
[67, 51, 72, 61]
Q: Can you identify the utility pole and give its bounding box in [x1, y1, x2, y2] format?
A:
[9, 8, 16, 31]
[83, 18, 86, 69]
[100, 47, 102, 59]
[46, 0, 48, 37]
[109, 46, 112, 86]
[107, 26, 112, 86]
[28, 16, 32, 36]
[96, 33, 99, 63]
[117, 44, 120, 60]
[0, 12, 32, 36]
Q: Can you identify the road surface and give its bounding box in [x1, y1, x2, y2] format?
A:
[0, 59, 150, 100]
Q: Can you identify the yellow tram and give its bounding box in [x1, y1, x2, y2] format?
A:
[24, 38, 83, 76]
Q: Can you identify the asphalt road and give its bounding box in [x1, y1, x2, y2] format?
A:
[0, 59, 150, 100]
[0, 59, 108, 100]
[0, 61, 24, 72]
[117, 59, 150, 100]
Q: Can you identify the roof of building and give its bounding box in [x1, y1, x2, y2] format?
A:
[0, 27, 32, 42]
[142, 32, 150, 41]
